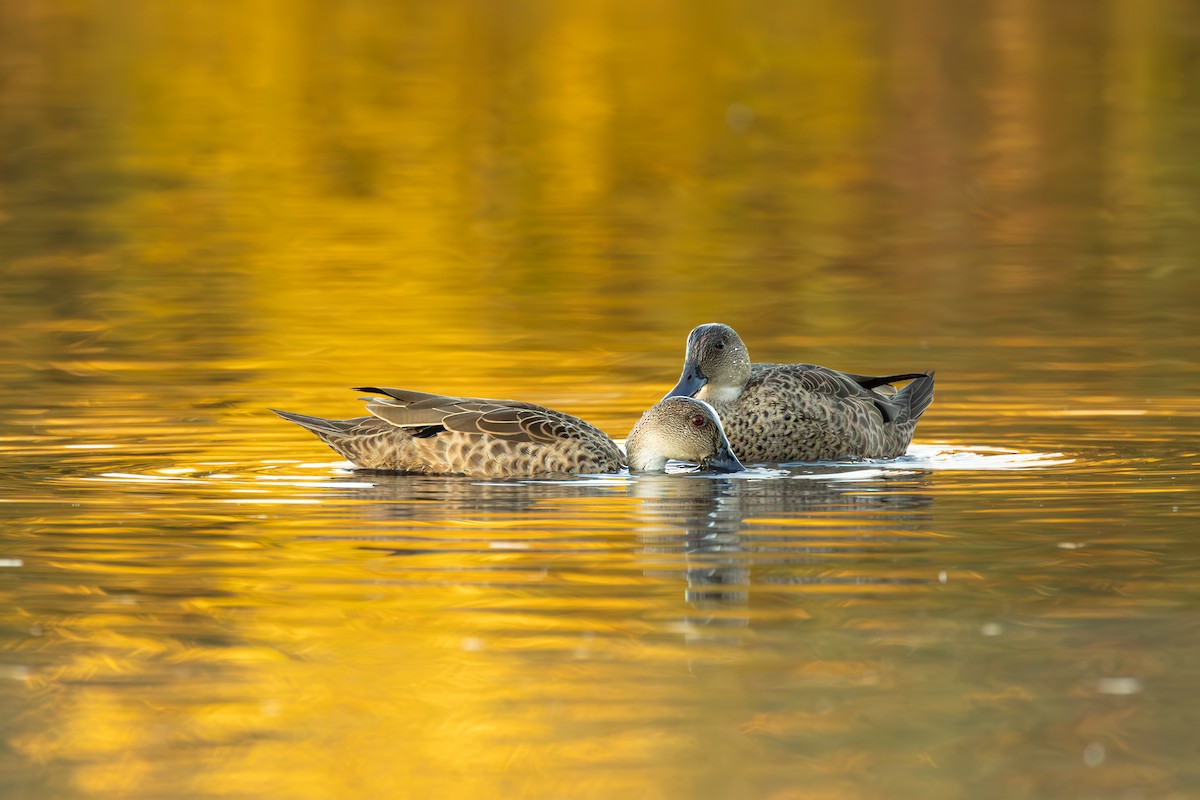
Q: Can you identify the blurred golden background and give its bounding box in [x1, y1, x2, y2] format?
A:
[3, 1, 1197, 408]
[2, 2, 1200, 799]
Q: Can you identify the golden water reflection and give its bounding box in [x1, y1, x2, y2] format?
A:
[4, 443, 1198, 798]
[3, 0, 1200, 797]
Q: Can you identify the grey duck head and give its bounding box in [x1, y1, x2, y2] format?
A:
[663, 323, 752, 404]
[625, 396, 744, 473]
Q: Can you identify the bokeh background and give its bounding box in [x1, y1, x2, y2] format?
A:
[3, 1, 1200, 798]
[5, 0, 1198, 416]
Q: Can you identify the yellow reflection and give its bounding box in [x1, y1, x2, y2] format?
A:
[3, 1, 1198, 798]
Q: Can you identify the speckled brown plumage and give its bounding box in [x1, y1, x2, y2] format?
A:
[714, 363, 933, 462]
[664, 324, 936, 463]
[272, 387, 743, 477]
[274, 387, 625, 477]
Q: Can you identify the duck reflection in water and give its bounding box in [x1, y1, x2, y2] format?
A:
[328, 464, 933, 628]
[273, 387, 742, 477]
[632, 470, 934, 624]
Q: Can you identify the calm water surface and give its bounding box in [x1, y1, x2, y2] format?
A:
[3, 1, 1200, 798]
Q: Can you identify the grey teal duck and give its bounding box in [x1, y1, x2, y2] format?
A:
[273, 387, 743, 477]
[663, 323, 935, 463]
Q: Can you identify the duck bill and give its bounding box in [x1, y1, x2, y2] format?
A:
[705, 442, 744, 474]
[663, 362, 708, 400]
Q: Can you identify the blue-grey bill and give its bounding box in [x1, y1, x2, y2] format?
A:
[663, 365, 707, 401]
[706, 447, 744, 474]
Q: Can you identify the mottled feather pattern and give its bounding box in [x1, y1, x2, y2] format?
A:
[713, 364, 931, 462]
[665, 322, 935, 463]
[279, 390, 626, 477]
[275, 388, 746, 476]
[363, 389, 596, 444]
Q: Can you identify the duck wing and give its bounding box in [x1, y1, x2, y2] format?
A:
[752, 365, 925, 424]
[764, 364, 887, 398]
[839, 371, 929, 391]
[354, 387, 585, 445]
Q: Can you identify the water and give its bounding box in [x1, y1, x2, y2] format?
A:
[3, 1, 1200, 798]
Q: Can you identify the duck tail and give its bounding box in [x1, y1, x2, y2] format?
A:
[853, 372, 928, 391]
[270, 409, 350, 437]
[893, 371, 936, 423]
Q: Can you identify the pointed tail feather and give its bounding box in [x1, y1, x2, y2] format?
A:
[270, 409, 350, 437]
[892, 371, 935, 424]
[849, 372, 928, 391]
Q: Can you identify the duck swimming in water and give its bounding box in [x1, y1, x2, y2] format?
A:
[663, 323, 935, 463]
[273, 387, 743, 477]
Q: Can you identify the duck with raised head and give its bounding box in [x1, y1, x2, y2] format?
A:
[273, 388, 743, 477]
[663, 323, 935, 463]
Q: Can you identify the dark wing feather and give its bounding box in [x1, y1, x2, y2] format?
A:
[355, 387, 459, 408]
[839, 372, 929, 391]
[451, 408, 525, 437]
[790, 365, 870, 398]
[355, 386, 581, 445]
[520, 414, 568, 442]
[453, 406, 574, 443]
[361, 398, 461, 428]
[891, 371, 935, 423]
[751, 365, 913, 424]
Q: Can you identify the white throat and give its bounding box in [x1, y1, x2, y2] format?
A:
[625, 433, 670, 472]
[696, 384, 741, 406]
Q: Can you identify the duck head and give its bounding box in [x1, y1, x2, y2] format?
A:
[625, 396, 744, 473]
[663, 323, 752, 404]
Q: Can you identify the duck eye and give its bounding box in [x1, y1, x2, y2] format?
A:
[715, 341, 725, 350]
[690, 415, 706, 427]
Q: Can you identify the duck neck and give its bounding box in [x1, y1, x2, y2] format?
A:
[695, 384, 741, 407]
[624, 430, 669, 472]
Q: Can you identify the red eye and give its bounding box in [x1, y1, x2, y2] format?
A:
[691, 415, 705, 427]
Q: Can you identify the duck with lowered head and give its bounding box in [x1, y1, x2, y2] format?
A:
[273, 388, 742, 478]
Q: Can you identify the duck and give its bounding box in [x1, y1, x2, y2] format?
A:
[663, 323, 935, 463]
[272, 387, 743, 477]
